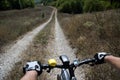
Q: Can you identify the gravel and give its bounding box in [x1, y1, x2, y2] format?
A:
[44, 11, 85, 80]
[0, 11, 54, 80]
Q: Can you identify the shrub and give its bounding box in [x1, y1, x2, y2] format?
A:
[0, 0, 35, 10]
[112, 2, 120, 8]
[58, 0, 83, 14]
[83, 0, 104, 12]
[100, 1, 112, 10]
[58, 1, 71, 13]
[59, 9, 120, 80]
[0, 0, 12, 10]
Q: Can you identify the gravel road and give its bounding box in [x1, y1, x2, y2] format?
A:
[0, 9, 85, 80]
[0, 10, 54, 80]
[44, 10, 85, 80]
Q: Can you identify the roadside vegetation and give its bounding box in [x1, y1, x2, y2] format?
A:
[4, 16, 55, 80]
[58, 9, 120, 80]
[42, 0, 120, 14]
[0, 6, 52, 52]
[0, 0, 35, 10]
[0, 0, 120, 80]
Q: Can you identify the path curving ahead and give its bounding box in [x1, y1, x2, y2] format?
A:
[0, 10, 55, 80]
[45, 10, 85, 80]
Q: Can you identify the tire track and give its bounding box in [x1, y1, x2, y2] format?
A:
[45, 10, 85, 80]
[0, 10, 54, 80]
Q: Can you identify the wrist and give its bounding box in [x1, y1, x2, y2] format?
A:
[21, 70, 38, 80]
[26, 70, 38, 76]
[104, 55, 113, 62]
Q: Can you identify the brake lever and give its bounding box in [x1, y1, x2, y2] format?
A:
[73, 66, 77, 71]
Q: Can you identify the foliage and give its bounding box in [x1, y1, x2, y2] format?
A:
[112, 2, 120, 8]
[100, 0, 112, 10]
[59, 9, 120, 80]
[0, 0, 12, 10]
[83, 0, 104, 12]
[46, 0, 120, 13]
[34, 0, 41, 4]
[0, 0, 35, 10]
[56, 0, 83, 13]
[0, 6, 53, 49]
[2, 0, 118, 12]
[40, 0, 56, 5]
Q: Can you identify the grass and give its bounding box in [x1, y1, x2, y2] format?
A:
[0, 6, 53, 52]
[4, 15, 55, 80]
[58, 9, 120, 80]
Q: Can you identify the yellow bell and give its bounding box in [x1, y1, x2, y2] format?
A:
[48, 59, 57, 67]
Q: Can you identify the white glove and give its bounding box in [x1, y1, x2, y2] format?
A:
[23, 61, 42, 75]
[94, 52, 110, 64]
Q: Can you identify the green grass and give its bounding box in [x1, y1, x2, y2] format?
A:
[0, 6, 53, 51]
[58, 9, 120, 80]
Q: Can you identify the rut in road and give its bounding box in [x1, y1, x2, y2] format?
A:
[44, 10, 85, 80]
[0, 10, 54, 80]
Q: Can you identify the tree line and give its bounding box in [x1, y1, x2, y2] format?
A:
[0, 0, 35, 10]
[0, 0, 120, 12]
[42, 0, 120, 13]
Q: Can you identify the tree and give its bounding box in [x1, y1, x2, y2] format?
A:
[0, 0, 35, 10]
[110, 0, 120, 5]
[0, 0, 11, 10]
[56, 0, 83, 14]
[83, 0, 104, 12]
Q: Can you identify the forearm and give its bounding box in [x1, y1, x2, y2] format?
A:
[105, 55, 120, 70]
[20, 71, 38, 80]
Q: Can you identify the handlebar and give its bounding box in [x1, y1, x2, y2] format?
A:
[41, 57, 96, 72]
[77, 58, 95, 66]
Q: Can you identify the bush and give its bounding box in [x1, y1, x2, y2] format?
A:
[59, 9, 120, 80]
[19, 0, 35, 8]
[0, 0, 35, 10]
[57, 0, 83, 14]
[58, 1, 71, 13]
[100, 1, 112, 10]
[0, 0, 12, 10]
[83, 0, 104, 12]
[112, 2, 120, 8]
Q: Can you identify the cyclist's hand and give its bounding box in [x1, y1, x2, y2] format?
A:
[23, 61, 42, 76]
[94, 52, 109, 64]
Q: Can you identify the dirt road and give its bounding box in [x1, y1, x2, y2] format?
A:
[44, 10, 85, 80]
[0, 9, 85, 80]
[0, 10, 54, 80]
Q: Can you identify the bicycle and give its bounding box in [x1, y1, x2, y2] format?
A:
[41, 55, 96, 80]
